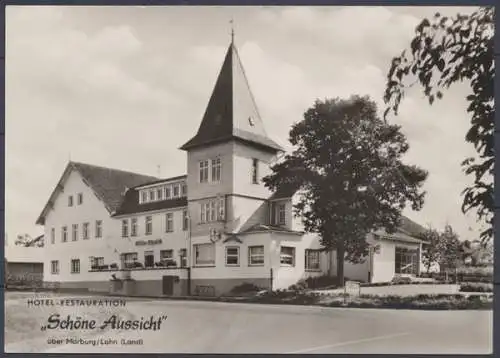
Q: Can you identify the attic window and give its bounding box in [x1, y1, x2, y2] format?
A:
[248, 116, 255, 126]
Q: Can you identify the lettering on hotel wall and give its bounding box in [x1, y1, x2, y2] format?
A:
[135, 239, 163, 246]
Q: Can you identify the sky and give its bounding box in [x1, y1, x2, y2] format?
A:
[5, 5, 487, 243]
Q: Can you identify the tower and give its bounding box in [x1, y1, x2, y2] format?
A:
[180, 37, 282, 238]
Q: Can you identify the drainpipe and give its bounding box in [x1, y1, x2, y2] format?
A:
[187, 212, 192, 296]
[269, 233, 275, 292]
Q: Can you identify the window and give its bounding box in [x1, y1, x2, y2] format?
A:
[121, 252, 138, 268]
[183, 210, 189, 231]
[251, 158, 259, 184]
[68, 195, 73, 207]
[157, 187, 163, 201]
[249, 246, 264, 266]
[180, 249, 187, 267]
[225, 247, 240, 266]
[145, 216, 153, 235]
[61, 226, 68, 242]
[144, 251, 155, 268]
[218, 197, 225, 220]
[305, 250, 321, 271]
[95, 220, 102, 238]
[277, 204, 286, 225]
[90, 256, 104, 269]
[77, 193, 83, 205]
[82, 223, 89, 240]
[160, 249, 174, 260]
[173, 184, 180, 198]
[131, 218, 138, 237]
[211, 158, 221, 182]
[165, 185, 171, 199]
[199, 160, 209, 183]
[280, 246, 295, 266]
[149, 190, 155, 201]
[122, 219, 129, 237]
[50, 228, 55, 244]
[194, 243, 215, 266]
[200, 199, 225, 223]
[51, 260, 59, 274]
[210, 200, 216, 222]
[72, 224, 78, 241]
[200, 202, 207, 223]
[70, 259, 80, 274]
[395, 247, 419, 275]
[181, 183, 187, 196]
[141, 191, 148, 203]
[165, 213, 174, 232]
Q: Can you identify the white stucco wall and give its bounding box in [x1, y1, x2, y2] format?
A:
[43, 169, 191, 283]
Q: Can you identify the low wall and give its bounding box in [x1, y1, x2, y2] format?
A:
[44, 268, 190, 296]
[191, 277, 270, 297]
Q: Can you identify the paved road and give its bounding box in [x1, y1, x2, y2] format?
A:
[30, 298, 493, 354]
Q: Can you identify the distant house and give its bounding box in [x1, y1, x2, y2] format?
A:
[5, 243, 44, 286]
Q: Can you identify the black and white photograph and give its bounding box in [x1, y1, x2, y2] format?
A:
[4, 5, 494, 354]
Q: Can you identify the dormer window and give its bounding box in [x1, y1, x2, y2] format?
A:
[165, 185, 171, 199]
[182, 183, 187, 196]
[270, 202, 286, 226]
[141, 191, 147, 204]
[157, 187, 163, 200]
[149, 190, 155, 201]
[173, 184, 180, 198]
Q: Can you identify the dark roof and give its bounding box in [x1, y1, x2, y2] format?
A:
[132, 175, 187, 189]
[398, 216, 427, 238]
[71, 162, 160, 212]
[113, 189, 187, 216]
[180, 41, 282, 153]
[36, 161, 161, 225]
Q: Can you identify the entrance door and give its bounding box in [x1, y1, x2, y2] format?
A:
[144, 251, 154, 268]
[162, 275, 175, 296]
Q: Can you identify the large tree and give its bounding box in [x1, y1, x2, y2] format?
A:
[384, 7, 494, 242]
[263, 96, 428, 286]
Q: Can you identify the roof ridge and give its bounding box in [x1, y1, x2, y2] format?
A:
[70, 161, 159, 180]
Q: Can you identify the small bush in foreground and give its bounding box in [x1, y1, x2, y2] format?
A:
[230, 282, 263, 295]
[289, 275, 339, 291]
[459, 282, 493, 293]
[250, 291, 492, 310]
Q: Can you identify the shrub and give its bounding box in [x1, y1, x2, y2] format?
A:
[230, 282, 262, 294]
[288, 275, 338, 291]
[455, 265, 493, 277]
[459, 282, 493, 293]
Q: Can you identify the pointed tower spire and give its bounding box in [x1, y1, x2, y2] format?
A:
[180, 38, 282, 153]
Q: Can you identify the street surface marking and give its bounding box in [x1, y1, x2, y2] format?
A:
[286, 332, 411, 354]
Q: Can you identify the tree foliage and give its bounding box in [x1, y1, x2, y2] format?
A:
[263, 96, 428, 285]
[15, 234, 44, 247]
[439, 225, 462, 271]
[383, 7, 494, 242]
[420, 228, 442, 273]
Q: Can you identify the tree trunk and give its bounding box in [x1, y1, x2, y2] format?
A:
[336, 243, 345, 287]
